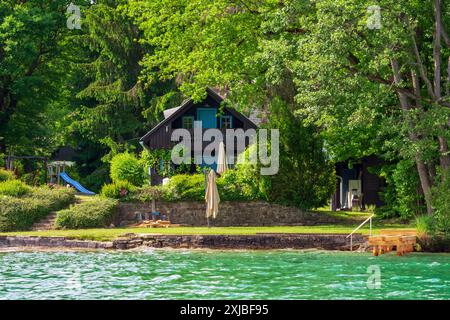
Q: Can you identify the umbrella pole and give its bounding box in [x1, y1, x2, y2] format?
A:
[207, 216, 210, 228]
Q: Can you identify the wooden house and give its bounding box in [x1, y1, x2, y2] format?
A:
[140, 88, 258, 185]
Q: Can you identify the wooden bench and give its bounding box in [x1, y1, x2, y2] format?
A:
[368, 231, 417, 256]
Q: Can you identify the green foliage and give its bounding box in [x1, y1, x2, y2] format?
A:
[30, 187, 76, 211]
[55, 198, 118, 229]
[266, 99, 335, 209]
[140, 149, 200, 178]
[163, 166, 269, 202]
[110, 152, 145, 186]
[0, 197, 50, 232]
[377, 161, 425, 219]
[432, 170, 450, 236]
[0, 180, 31, 197]
[0, 169, 15, 182]
[80, 166, 111, 193]
[416, 215, 436, 238]
[100, 180, 137, 199]
[217, 151, 269, 201]
[133, 185, 169, 202]
[140, 149, 173, 178]
[0, 186, 76, 231]
[66, 0, 181, 168]
[165, 174, 205, 201]
[0, 0, 77, 155]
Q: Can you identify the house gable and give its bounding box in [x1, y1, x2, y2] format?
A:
[140, 88, 257, 150]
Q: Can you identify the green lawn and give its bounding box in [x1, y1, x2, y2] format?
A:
[0, 223, 415, 242]
[0, 203, 414, 241]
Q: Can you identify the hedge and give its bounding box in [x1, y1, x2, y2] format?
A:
[0, 180, 31, 197]
[165, 174, 205, 201]
[31, 186, 76, 210]
[100, 180, 137, 199]
[0, 187, 76, 232]
[55, 197, 118, 229]
[0, 169, 15, 182]
[0, 197, 50, 231]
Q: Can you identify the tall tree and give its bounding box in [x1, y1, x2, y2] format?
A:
[0, 0, 78, 155]
[293, 0, 449, 213]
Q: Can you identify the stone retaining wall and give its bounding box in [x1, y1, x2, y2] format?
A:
[113, 233, 364, 250]
[0, 234, 365, 251]
[0, 236, 113, 250]
[116, 201, 353, 227]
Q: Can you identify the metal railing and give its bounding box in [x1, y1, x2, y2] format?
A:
[346, 214, 374, 251]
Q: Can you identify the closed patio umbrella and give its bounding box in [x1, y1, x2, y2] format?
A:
[205, 169, 220, 226]
[216, 141, 228, 175]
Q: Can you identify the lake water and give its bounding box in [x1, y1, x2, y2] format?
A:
[0, 250, 449, 300]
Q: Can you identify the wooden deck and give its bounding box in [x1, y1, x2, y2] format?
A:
[368, 230, 417, 256]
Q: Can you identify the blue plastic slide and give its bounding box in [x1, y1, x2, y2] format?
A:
[59, 172, 96, 195]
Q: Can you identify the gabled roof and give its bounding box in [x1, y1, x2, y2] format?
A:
[140, 87, 257, 144]
[163, 106, 181, 119]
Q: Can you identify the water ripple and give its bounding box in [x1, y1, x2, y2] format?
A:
[0, 251, 449, 300]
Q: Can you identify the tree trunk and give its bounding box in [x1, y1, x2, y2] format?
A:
[392, 60, 433, 214]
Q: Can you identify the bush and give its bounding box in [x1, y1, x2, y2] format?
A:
[133, 185, 169, 202]
[265, 98, 336, 209]
[110, 152, 145, 186]
[415, 215, 436, 238]
[162, 167, 268, 202]
[378, 160, 425, 219]
[0, 180, 31, 197]
[81, 165, 110, 193]
[30, 186, 76, 211]
[165, 174, 205, 201]
[0, 197, 50, 231]
[432, 170, 450, 236]
[100, 181, 137, 199]
[0, 186, 76, 231]
[55, 198, 118, 229]
[0, 169, 15, 182]
[217, 160, 268, 201]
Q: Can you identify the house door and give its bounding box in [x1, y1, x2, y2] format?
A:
[197, 108, 217, 128]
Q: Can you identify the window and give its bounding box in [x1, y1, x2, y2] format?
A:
[182, 116, 194, 129]
[220, 115, 232, 129]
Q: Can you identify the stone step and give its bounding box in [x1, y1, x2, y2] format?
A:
[31, 211, 58, 231]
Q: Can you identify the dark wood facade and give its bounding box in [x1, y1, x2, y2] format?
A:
[140, 88, 258, 185]
[331, 155, 385, 210]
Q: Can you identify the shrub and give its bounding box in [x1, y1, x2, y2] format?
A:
[0, 180, 31, 197]
[165, 174, 205, 201]
[415, 215, 436, 238]
[432, 170, 450, 236]
[217, 162, 268, 201]
[81, 165, 110, 193]
[110, 152, 145, 186]
[55, 198, 118, 229]
[100, 181, 137, 199]
[0, 169, 15, 182]
[30, 186, 76, 211]
[378, 160, 425, 219]
[133, 185, 169, 202]
[0, 197, 50, 231]
[0, 187, 76, 231]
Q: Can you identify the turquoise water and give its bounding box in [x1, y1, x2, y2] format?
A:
[0, 250, 449, 300]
